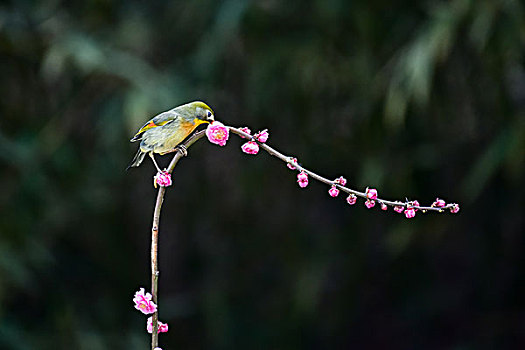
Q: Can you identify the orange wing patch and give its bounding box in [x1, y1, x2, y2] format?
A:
[131, 119, 172, 141]
[137, 120, 170, 134]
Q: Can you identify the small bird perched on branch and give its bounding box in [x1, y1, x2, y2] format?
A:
[127, 101, 215, 171]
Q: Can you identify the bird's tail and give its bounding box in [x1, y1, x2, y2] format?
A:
[126, 149, 146, 171]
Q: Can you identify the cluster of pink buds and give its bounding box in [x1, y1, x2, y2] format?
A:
[328, 176, 346, 197]
[324, 178, 459, 218]
[287, 156, 307, 187]
[364, 187, 378, 209]
[237, 127, 270, 155]
[404, 200, 420, 218]
[133, 288, 168, 335]
[204, 123, 461, 219]
[431, 198, 460, 213]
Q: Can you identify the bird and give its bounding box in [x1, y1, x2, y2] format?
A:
[127, 101, 215, 171]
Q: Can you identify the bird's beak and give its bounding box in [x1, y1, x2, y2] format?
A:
[207, 115, 215, 123]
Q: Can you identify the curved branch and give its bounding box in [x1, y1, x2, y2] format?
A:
[228, 126, 458, 213]
[149, 128, 207, 349]
[146, 122, 456, 347]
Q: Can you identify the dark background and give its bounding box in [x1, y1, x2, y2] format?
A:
[1, 0, 524, 349]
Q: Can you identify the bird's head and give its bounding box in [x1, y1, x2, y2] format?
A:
[192, 101, 215, 124]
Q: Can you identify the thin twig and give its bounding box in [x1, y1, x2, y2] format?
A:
[150, 187, 163, 348]
[150, 130, 207, 350]
[228, 126, 457, 213]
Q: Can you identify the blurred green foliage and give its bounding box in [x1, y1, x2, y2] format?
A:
[0, 0, 524, 349]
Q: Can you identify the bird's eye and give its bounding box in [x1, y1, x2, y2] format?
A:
[207, 111, 212, 117]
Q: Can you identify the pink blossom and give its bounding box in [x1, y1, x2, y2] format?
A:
[334, 176, 347, 186]
[287, 157, 298, 170]
[241, 141, 259, 155]
[154, 172, 172, 188]
[238, 127, 252, 139]
[432, 198, 446, 207]
[450, 203, 460, 213]
[255, 129, 269, 143]
[365, 199, 375, 209]
[394, 205, 404, 213]
[412, 200, 420, 210]
[147, 317, 169, 334]
[297, 171, 308, 188]
[366, 187, 378, 200]
[206, 121, 229, 146]
[381, 203, 388, 211]
[328, 186, 339, 197]
[404, 208, 416, 218]
[133, 288, 157, 315]
[346, 194, 357, 205]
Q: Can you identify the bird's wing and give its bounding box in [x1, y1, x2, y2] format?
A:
[130, 111, 179, 142]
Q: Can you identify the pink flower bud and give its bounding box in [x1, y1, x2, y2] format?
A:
[241, 141, 259, 155]
[412, 200, 420, 210]
[381, 203, 388, 211]
[334, 176, 347, 186]
[154, 172, 172, 188]
[404, 208, 416, 218]
[297, 171, 308, 188]
[328, 186, 339, 197]
[365, 199, 375, 209]
[133, 288, 157, 315]
[346, 194, 357, 205]
[255, 129, 269, 143]
[206, 121, 229, 146]
[394, 205, 404, 213]
[238, 127, 251, 139]
[366, 187, 378, 200]
[287, 157, 298, 170]
[450, 203, 460, 213]
[147, 317, 169, 334]
[432, 198, 446, 207]
[158, 322, 169, 333]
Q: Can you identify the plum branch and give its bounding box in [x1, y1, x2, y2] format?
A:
[226, 125, 459, 216]
[133, 121, 459, 350]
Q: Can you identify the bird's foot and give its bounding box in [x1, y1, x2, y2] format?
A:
[177, 145, 188, 157]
